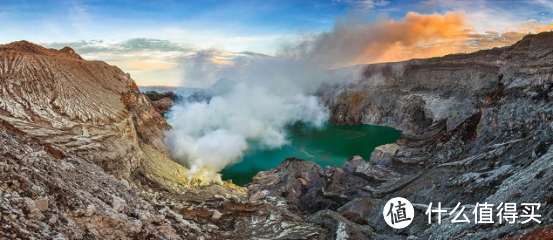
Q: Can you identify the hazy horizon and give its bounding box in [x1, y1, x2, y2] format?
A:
[2, 0, 553, 87]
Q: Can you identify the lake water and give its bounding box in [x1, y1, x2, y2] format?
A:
[221, 124, 402, 185]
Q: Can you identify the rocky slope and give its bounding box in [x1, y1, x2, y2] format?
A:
[0, 41, 330, 239]
[0, 121, 204, 239]
[1, 32, 552, 239]
[0, 40, 173, 180]
[247, 32, 553, 239]
[0, 120, 331, 239]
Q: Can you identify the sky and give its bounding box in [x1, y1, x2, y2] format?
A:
[1, 0, 553, 87]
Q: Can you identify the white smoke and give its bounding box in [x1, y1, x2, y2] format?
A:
[163, 10, 532, 184]
[167, 12, 451, 184]
[165, 27, 365, 184]
[165, 82, 329, 184]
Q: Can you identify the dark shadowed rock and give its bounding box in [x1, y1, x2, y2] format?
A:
[2, 31, 553, 239]
[247, 157, 327, 212]
[307, 210, 376, 240]
[151, 97, 174, 113]
[336, 198, 384, 226]
[257, 32, 553, 239]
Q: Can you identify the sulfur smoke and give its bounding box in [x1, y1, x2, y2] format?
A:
[166, 11, 473, 184]
[165, 49, 338, 184]
[165, 83, 328, 184]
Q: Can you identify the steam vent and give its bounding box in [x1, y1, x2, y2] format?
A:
[0, 1, 552, 239]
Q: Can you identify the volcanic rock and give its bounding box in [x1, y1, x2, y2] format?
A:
[255, 32, 553, 239]
[150, 97, 174, 113]
[0, 41, 171, 181]
[112, 195, 127, 212]
[34, 198, 49, 212]
[247, 157, 327, 212]
[1, 31, 552, 239]
[306, 210, 376, 240]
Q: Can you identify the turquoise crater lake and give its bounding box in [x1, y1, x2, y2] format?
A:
[221, 124, 402, 185]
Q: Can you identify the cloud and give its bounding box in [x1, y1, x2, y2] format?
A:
[177, 11, 553, 88]
[302, 11, 468, 68]
[67, 2, 96, 37]
[43, 38, 193, 55]
[118, 38, 193, 53]
[115, 59, 173, 71]
[334, 0, 390, 10]
[279, 11, 553, 68]
[38, 10, 553, 87]
[360, 0, 390, 8]
[535, 0, 553, 11]
[179, 49, 273, 88]
[41, 38, 199, 86]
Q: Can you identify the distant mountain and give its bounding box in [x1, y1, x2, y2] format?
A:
[139, 86, 202, 97]
[186, 78, 236, 102]
[206, 78, 235, 96]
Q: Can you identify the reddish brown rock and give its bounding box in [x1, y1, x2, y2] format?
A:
[150, 97, 174, 114]
[0, 41, 170, 179]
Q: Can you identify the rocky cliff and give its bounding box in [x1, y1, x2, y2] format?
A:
[247, 32, 553, 239]
[1, 32, 552, 239]
[0, 41, 328, 239]
[0, 40, 174, 180]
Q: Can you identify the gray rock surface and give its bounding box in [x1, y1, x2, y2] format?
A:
[307, 210, 375, 240]
[0, 41, 326, 240]
[1, 32, 552, 239]
[252, 32, 553, 239]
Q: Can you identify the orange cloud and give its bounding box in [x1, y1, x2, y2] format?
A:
[210, 57, 232, 65]
[306, 11, 468, 68]
[306, 12, 553, 68]
[117, 59, 173, 70]
[358, 12, 469, 63]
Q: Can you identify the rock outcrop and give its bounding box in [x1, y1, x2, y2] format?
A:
[252, 32, 553, 239]
[186, 78, 235, 103]
[0, 123, 207, 239]
[0, 41, 172, 180]
[0, 41, 326, 239]
[151, 97, 174, 114]
[1, 31, 552, 239]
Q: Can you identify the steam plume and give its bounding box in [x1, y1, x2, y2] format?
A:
[165, 11, 525, 184]
[165, 83, 328, 184]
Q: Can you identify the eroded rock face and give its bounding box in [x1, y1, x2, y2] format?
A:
[307, 210, 375, 240]
[1, 31, 552, 239]
[253, 33, 553, 239]
[247, 157, 327, 212]
[0, 41, 170, 179]
[0, 41, 329, 240]
[0, 123, 205, 239]
[150, 97, 174, 114]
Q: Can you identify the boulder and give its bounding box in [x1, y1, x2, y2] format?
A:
[307, 210, 375, 240]
[112, 196, 127, 213]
